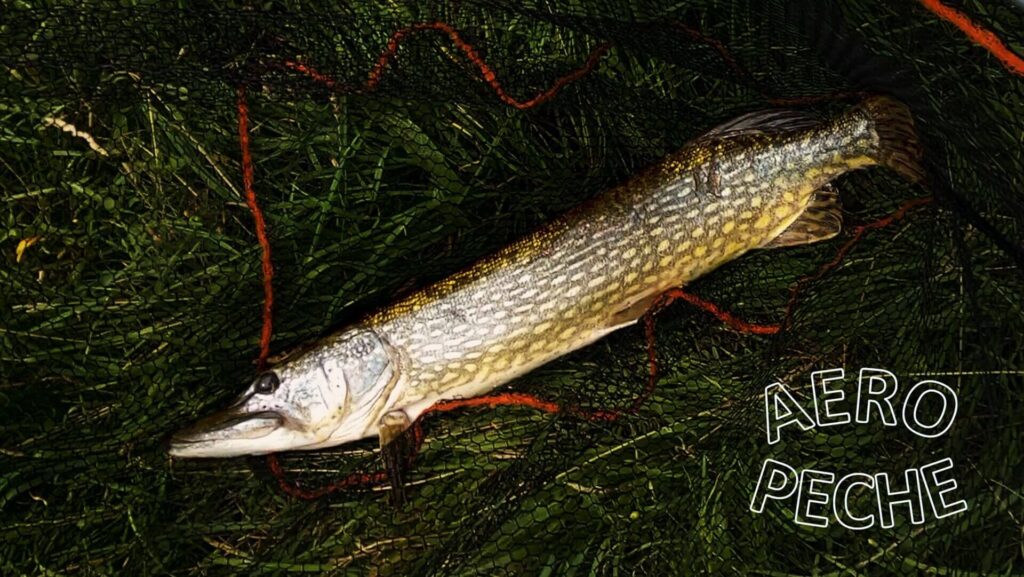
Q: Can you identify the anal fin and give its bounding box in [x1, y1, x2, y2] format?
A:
[762, 184, 843, 249]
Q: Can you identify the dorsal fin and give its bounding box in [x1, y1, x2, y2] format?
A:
[762, 184, 843, 249]
[703, 109, 822, 139]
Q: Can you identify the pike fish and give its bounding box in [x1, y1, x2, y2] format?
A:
[169, 96, 923, 458]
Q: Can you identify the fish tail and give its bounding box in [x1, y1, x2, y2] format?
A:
[856, 95, 926, 184]
[771, 0, 928, 185]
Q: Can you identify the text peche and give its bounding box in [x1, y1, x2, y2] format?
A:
[751, 367, 967, 528]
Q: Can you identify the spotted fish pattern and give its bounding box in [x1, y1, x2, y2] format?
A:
[368, 96, 924, 420]
[169, 96, 925, 458]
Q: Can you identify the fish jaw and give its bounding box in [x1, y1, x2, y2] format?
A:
[168, 407, 313, 458]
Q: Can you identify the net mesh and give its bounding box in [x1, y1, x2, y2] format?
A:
[1, 0, 1023, 575]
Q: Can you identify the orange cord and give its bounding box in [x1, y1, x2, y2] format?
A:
[424, 392, 562, 416]
[283, 21, 610, 109]
[236, 86, 274, 371]
[266, 454, 387, 499]
[918, 0, 1024, 76]
[670, 20, 751, 82]
[656, 289, 780, 335]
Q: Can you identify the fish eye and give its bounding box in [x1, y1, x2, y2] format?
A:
[253, 372, 280, 395]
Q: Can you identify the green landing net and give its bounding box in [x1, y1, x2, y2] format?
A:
[1, 1, 1022, 575]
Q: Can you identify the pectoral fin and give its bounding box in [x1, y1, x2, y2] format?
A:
[379, 409, 415, 507]
[762, 185, 843, 249]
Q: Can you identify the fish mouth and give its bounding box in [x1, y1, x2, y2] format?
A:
[168, 408, 285, 457]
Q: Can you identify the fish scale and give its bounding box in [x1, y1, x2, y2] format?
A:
[370, 98, 913, 421]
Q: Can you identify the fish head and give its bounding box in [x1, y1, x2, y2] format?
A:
[169, 328, 399, 458]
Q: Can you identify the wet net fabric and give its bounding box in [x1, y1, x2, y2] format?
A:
[1, 1, 1023, 575]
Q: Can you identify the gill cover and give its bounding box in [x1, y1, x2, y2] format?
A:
[317, 328, 398, 434]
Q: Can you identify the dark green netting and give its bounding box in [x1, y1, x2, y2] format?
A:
[1, 0, 1022, 575]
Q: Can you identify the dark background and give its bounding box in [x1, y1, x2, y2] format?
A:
[1, 1, 1022, 574]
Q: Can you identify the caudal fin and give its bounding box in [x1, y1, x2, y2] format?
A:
[769, 1, 927, 185]
[857, 95, 926, 184]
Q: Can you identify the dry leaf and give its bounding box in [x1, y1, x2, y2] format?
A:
[15, 236, 40, 263]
